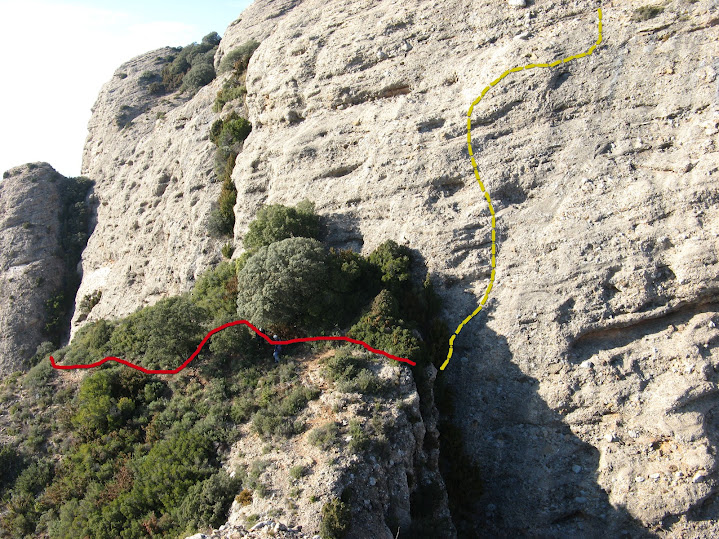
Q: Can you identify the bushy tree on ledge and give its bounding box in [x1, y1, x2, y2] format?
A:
[237, 237, 331, 331]
[243, 200, 320, 250]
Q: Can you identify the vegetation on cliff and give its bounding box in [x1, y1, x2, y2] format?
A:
[0, 202, 450, 538]
[44, 176, 94, 347]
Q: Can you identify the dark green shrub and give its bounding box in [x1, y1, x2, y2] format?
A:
[338, 368, 385, 394]
[43, 175, 93, 346]
[76, 290, 102, 322]
[243, 200, 320, 250]
[221, 242, 234, 259]
[320, 498, 351, 539]
[322, 350, 384, 394]
[325, 248, 380, 325]
[210, 112, 252, 150]
[218, 40, 260, 75]
[202, 31, 221, 46]
[252, 385, 317, 439]
[348, 290, 421, 362]
[280, 386, 320, 415]
[181, 63, 216, 93]
[132, 431, 216, 513]
[307, 422, 339, 450]
[115, 105, 135, 128]
[368, 240, 412, 291]
[173, 471, 239, 532]
[160, 37, 219, 93]
[24, 358, 56, 394]
[138, 70, 159, 84]
[236, 237, 331, 330]
[71, 370, 120, 438]
[0, 445, 26, 493]
[208, 114, 249, 236]
[59, 319, 114, 367]
[191, 261, 238, 318]
[108, 295, 207, 370]
[149, 81, 166, 95]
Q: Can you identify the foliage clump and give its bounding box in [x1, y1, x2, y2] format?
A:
[237, 237, 331, 331]
[218, 40, 260, 75]
[214, 79, 247, 113]
[243, 200, 320, 250]
[320, 498, 351, 539]
[0, 199, 452, 537]
[207, 113, 252, 237]
[157, 32, 221, 95]
[307, 422, 339, 450]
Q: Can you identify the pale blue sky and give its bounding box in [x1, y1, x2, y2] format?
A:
[0, 0, 253, 177]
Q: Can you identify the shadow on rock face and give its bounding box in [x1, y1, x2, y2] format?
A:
[660, 360, 719, 532]
[321, 211, 364, 252]
[439, 323, 653, 538]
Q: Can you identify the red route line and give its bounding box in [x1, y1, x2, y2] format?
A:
[49, 320, 415, 374]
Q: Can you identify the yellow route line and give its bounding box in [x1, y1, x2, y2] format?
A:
[440, 8, 603, 371]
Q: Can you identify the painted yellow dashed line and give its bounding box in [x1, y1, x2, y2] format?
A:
[440, 8, 603, 371]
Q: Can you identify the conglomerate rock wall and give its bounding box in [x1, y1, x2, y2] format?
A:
[72, 0, 719, 535]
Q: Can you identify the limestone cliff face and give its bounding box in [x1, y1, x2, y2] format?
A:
[0, 164, 69, 373]
[74, 0, 719, 535]
[227, 0, 719, 535]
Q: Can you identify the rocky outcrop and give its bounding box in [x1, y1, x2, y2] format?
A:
[71, 0, 301, 336]
[225, 0, 719, 535]
[203, 356, 453, 538]
[71, 0, 719, 534]
[0, 163, 69, 373]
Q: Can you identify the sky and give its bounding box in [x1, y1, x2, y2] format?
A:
[0, 0, 253, 178]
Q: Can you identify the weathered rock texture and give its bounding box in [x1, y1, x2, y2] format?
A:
[0, 164, 68, 373]
[70, 0, 719, 535]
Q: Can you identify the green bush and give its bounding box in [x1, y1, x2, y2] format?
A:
[348, 290, 421, 362]
[138, 70, 159, 84]
[236, 237, 331, 330]
[307, 422, 339, 450]
[221, 242, 234, 259]
[368, 240, 412, 291]
[174, 471, 239, 532]
[243, 200, 320, 250]
[218, 40, 260, 75]
[252, 385, 318, 440]
[71, 370, 120, 438]
[213, 79, 247, 112]
[322, 350, 385, 394]
[348, 420, 369, 453]
[132, 431, 216, 513]
[76, 290, 102, 322]
[191, 261, 238, 318]
[208, 114, 251, 237]
[0, 445, 26, 493]
[160, 37, 219, 94]
[108, 295, 207, 370]
[289, 465, 306, 480]
[44, 175, 93, 346]
[320, 498, 351, 539]
[181, 63, 216, 93]
[202, 31, 221, 46]
[210, 112, 252, 150]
